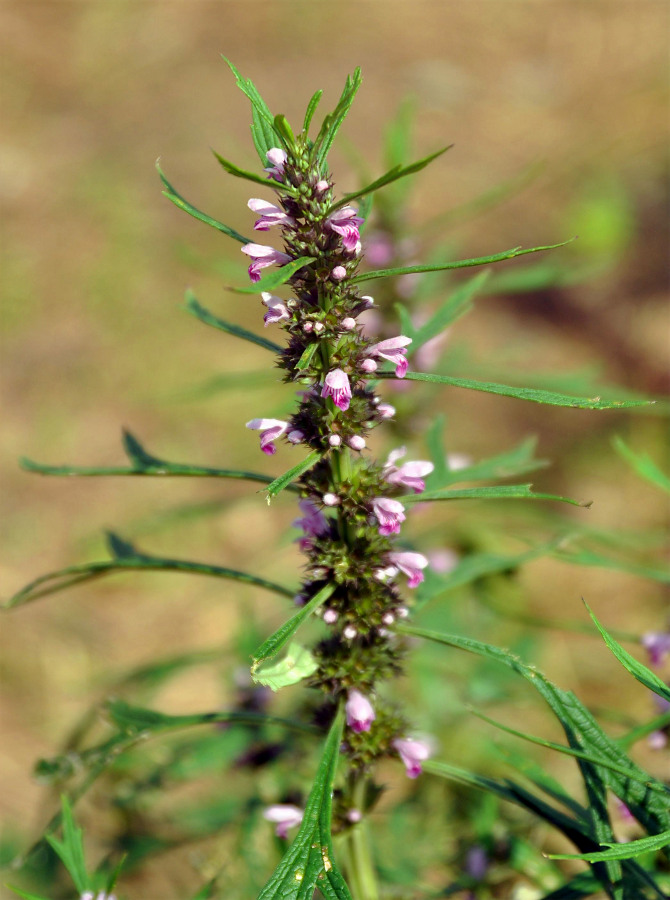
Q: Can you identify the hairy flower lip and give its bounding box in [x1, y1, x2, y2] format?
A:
[245, 417, 289, 455]
[322, 368, 352, 411]
[371, 497, 406, 536]
[346, 689, 376, 733]
[263, 803, 304, 838]
[392, 737, 432, 778]
[241, 243, 292, 282]
[366, 336, 412, 378]
[248, 198, 295, 231]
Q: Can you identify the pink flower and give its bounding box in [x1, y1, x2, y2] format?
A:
[293, 499, 329, 540]
[248, 198, 295, 231]
[384, 447, 434, 493]
[360, 358, 377, 374]
[315, 179, 330, 194]
[346, 690, 375, 733]
[366, 336, 412, 378]
[377, 402, 396, 419]
[331, 266, 347, 282]
[261, 292, 290, 326]
[641, 632, 670, 668]
[371, 497, 406, 536]
[322, 369, 352, 411]
[348, 435, 366, 451]
[241, 243, 292, 283]
[245, 418, 289, 455]
[392, 737, 432, 778]
[426, 548, 459, 574]
[264, 148, 287, 182]
[327, 206, 364, 254]
[387, 551, 429, 588]
[263, 804, 303, 839]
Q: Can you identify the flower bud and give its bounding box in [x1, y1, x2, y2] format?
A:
[348, 435, 366, 451]
[323, 608, 338, 624]
[331, 266, 347, 282]
[328, 434, 342, 447]
[360, 358, 377, 374]
[322, 492, 340, 506]
[341, 317, 356, 331]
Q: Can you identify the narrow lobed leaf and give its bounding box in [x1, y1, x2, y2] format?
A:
[266, 450, 322, 500]
[612, 436, 670, 494]
[184, 290, 283, 353]
[230, 256, 316, 294]
[303, 89, 323, 135]
[212, 150, 293, 191]
[222, 56, 283, 163]
[404, 483, 589, 508]
[314, 67, 363, 167]
[547, 829, 670, 863]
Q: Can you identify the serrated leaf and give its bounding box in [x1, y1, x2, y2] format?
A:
[231, 256, 316, 294]
[585, 602, 670, 703]
[185, 290, 283, 353]
[5, 535, 295, 608]
[352, 239, 574, 284]
[548, 829, 670, 862]
[212, 150, 292, 191]
[252, 583, 335, 673]
[303, 90, 323, 135]
[314, 68, 363, 167]
[253, 641, 318, 692]
[157, 162, 251, 244]
[222, 57, 282, 164]
[45, 797, 89, 893]
[330, 146, 451, 210]
[258, 710, 352, 900]
[404, 483, 588, 507]
[266, 450, 322, 500]
[612, 436, 670, 494]
[375, 370, 653, 410]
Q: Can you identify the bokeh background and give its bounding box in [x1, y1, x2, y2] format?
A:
[2, 2, 668, 897]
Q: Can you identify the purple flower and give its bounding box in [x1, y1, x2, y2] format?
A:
[327, 206, 364, 254]
[348, 435, 366, 451]
[245, 418, 289, 455]
[346, 689, 375, 733]
[241, 243, 292, 283]
[641, 632, 670, 668]
[371, 497, 406, 536]
[331, 265, 347, 282]
[392, 737, 432, 778]
[293, 499, 329, 539]
[384, 447, 434, 493]
[264, 148, 287, 182]
[263, 804, 303, 839]
[377, 402, 396, 419]
[366, 336, 412, 378]
[261, 292, 290, 326]
[322, 369, 352, 411]
[248, 198, 295, 231]
[387, 551, 429, 588]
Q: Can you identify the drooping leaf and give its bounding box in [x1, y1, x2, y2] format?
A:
[251, 583, 335, 673]
[212, 150, 293, 191]
[184, 290, 283, 353]
[403, 483, 588, 508]
[253, 641, 319, 692]
[5, 533, 296, 608]
[231, 256, 316, 294]
[375, 370, 653, 410]
[351, 239, 574, 284]
[329, 146, 451, 210]
[314, 67, 363, 168]
[258, 710, 352, 900]
[157, 162, 251, 244]
[222, 57, 282, 164]
[423, 435, 548, 492]
[547, 830, 670, 862]
[45, 797, 89, 893]
[303, 89, 323, 135]
[266, 450, 322, 500]
[612, 436, 670, 494]
[395, 270, 489, 354]
[585, 602, 670, 703]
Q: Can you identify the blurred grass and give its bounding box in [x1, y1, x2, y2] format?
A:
[1, 1, 668, 896]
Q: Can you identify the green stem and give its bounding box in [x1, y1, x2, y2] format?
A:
[344, 776, 379, 900]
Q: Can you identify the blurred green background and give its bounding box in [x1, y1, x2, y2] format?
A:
[1, 2, 668, 897]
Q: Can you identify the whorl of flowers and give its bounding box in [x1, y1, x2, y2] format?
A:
[242, 139, 435, 784]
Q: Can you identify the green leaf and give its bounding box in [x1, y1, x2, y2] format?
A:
[547, 829, 670, 862]
[106, 698, 317, 736]
[184, 290, 283, 353]
[612, 436, 670, 494]
[5, 533, 296, 608]
[212, 150, 292, 191]
[314, 67, 363, 167]
[330, 146, 451, 210]
[45, 797, 89, 893]
[296, 341, 319, 370]
[303, 89, 323, 135]
[399, 624, 670, 842]
[404, 483, 589, 508]
[251, 583, 335, 673]
[4, 887, 51, 900]
[375, 370, 653, 410]
[231, 256, 316, 294]
[266, 450, 322, 500]
[585, 602, 670, 704]
[258, 710, 352, 900]
[351, 239, 574, 284]
[273, 114, 295, 149]
[156, 162, 252, 244]
[423, 435, 548, 491]
[20, 430, 288, 486]
[222, 57, 282, 164]
[253, 641, 319, 692]
[397, 271, 489, 354]
[618, 711, 670, 749]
